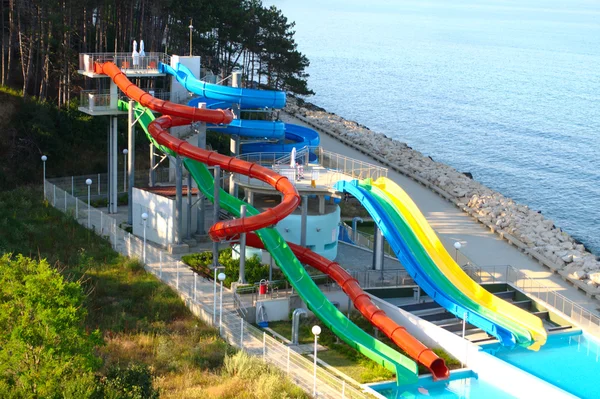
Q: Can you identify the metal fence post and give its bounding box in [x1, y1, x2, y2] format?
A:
[71, 176, 74, 196]
[176, 262, 179, 290]
[194, 273, 197, 302]
[342, 381, 346, 399]
[98, 173, 101, 195]
[53, 184, 56, 206]
[263, 332, 266, 361]
[159, 251, 163, 279]
[287, 346, 290, 375]
[64, 190, 67, 212]
[75, 196, 78, 220]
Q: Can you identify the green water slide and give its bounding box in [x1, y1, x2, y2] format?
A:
[118, 100, 419, 385]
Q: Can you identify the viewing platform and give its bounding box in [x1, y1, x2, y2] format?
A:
[234, 147, 388, 213]
[78, 52, 169, 78]
[78, 89, 183, 116]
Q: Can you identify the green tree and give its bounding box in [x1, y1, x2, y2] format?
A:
[0, 254, 101, 398]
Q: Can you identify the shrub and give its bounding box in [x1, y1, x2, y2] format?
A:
[101, 364, 159, 399]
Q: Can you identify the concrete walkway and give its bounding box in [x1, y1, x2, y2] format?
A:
[281, 112, 600, 318]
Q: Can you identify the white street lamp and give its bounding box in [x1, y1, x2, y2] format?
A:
[86, 179, 92, 228]
[188, 21, 194, 56]
[312, 325, 321, 397]
[218, 272, 226, 334]
[122, 149, 128, 192]
[142, 212, 148, 263]
[41, 155, 48, 199]
[454, 241, 462, 263]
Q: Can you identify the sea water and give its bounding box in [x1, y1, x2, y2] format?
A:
[267, 0, 600, 255]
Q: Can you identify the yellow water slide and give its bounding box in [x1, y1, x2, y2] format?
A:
[372, 177, 547, 350]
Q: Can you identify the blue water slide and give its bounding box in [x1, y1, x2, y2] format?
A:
[159, 62, 285, 109]
[334, 180, 517, 347]
[162, 61, 320, 152]
[242, 123, 320, 153]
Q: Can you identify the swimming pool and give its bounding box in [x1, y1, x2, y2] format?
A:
[369, 370, 515, 399]
[484, 331, 600, 399]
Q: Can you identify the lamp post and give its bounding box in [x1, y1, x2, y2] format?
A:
[122, 149, 128, 192]
[218, 272, 226, 334]
[454, 242, 462, 263]
[86, 179, 92, 228]
[41, 155, 47, 200]
[188, 21, 194, 56]
[312, 325, 321, 397]
[142, 212, 148, 263]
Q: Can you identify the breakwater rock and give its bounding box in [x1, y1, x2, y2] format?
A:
[285, 97, 600, 292]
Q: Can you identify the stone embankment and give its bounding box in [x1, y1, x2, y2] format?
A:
[285, 97, 600, 298]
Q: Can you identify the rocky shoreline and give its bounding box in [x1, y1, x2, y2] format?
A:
[284, 97, 600, 294]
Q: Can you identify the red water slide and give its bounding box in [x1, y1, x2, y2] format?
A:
[98, 61, 448, 380]
[246, 233, 449, 380]
[98, 62, 300, 241]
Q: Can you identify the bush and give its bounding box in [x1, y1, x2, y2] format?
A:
[0, 254, 101, 397]
[101, 364, 159, 399]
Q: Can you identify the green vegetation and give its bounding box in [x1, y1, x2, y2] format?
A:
[0, 88, 149, 191]
[343, 219, 376, 236]
[339, 200, 370, 219]
[182, 248, 284, 288]
[0, 186, 306, 398]
[268, 313, 461, 384]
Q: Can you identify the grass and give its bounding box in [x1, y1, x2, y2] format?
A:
[0, 186, 308, 398]
[268, 313, 461, 384]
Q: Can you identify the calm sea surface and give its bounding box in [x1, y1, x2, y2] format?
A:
[268, 0, 600, 255]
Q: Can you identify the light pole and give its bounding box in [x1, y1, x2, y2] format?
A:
[454, 242, 462, 263]
[188, 21, 194, 56]
[142, 212, 148, 263]
[312, 325, 321, 397]
[218, 272, 226, 334]
[86, 179, 92, 228]
[122, 149, 128, 192]
[41, 155, 47, 199]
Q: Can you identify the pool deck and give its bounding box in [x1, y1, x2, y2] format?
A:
[280, 111, 600, 318]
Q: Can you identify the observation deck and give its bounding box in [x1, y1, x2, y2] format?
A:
[77, 52, 169, 78]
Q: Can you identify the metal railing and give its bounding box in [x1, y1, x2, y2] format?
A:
[79, 52, 169, 73]
[43, 179, 368, 399]
[339, 222, 395, 258]
[79, 89, 177, 112]
[463, 264, 600, 336]
[349, 269, 415, 289]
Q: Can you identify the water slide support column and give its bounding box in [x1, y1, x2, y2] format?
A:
[196, 104, 207, 235]
[238, 205, 247, 284]
[127, 101, 135, 224]
[301, 195, 308, 247]
[175, 156, 183, 244]
[372, 225, 384, 271]
[229, 70, 242, 197]
[149, 143, 156, 187]
[187, 173, 192, 239]
[109, 116, 118, 214]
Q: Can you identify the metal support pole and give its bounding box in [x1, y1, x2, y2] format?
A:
[187, 173, 192, 239]
[219, 277, 224, 333]
[142, 218, 147, 263]
[175, 156, 183, 244]
[87, 184, 91, 228]
[71, 175, 74, 197]
[461, 312, 467, 367]
[149, 143, 156, 187]
[98, 173, 101, 195]
[263, 332, 266, 361]
[238, 205, 247, 283]
[53, 185, 56, 206]
[313, 334, 318, 397]
[110, 116, 118, 214]
[373, 225, 384, 271]
[196, 105, 207, 234]
[194, 273, 197, 301]
[240, 318, 244, 349]
[229, 133, 240, 197]
[128, 102, 135, 223]
[159, 251, 163, 278]
[301, 195, 308, 247]
[212, 166, 221, 326]
[41, 157, 47, 199]
[176, 262, 179, 289]
[269, 256, 273, 282]
[286, 346, 290, 375]
[64, 190, 67, 212]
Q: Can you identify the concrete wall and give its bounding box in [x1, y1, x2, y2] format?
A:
[257, 298, 289, 322]
[132, 188, 197, 246]
[276, 206, 340, 260]
[169, 55, 201, 103]
[368, 295, 576, 399]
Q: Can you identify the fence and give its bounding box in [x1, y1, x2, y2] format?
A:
[79, 52, 169, 73]
[463, 264, 600, 337]
[349, 269, 415, 289]
[43, 179, 369, 399]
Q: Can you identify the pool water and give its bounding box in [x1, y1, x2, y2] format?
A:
[371, 370, 514, 399]
[484, 331, 599, 399]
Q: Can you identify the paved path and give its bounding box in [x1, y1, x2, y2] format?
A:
[281, 112, 600, 317]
